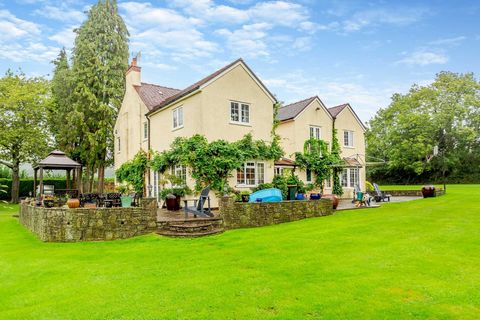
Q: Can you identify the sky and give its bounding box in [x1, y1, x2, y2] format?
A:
[1, 0, 479, 122]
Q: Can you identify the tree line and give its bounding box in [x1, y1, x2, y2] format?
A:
[0, 0, 128, 203]
[367, 72, 480, 184]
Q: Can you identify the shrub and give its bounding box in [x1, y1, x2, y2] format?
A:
[0, 178, 67, 200]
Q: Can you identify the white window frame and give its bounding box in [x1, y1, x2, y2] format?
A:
[325, 178, 332, 188]
[117, 137, 121, 153]
[143, 121, 148, 140]
[230, 101, 250, 125]
[309, 126, 321, 139]
[236, 161, 264, 187]
[344, 130, 354, 147]
[171, 165, 187, 186]
[341, 168, 360, 188]
[172, 106, 183, 130]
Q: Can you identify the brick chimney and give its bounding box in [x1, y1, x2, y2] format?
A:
[126, 57, 141, 86]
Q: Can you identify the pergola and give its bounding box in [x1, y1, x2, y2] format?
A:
[33, 150, 82, 198]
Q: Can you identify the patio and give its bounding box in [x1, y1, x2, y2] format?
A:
[336, 195, 422, 210]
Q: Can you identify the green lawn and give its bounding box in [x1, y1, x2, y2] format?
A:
[1, 186, 479, 319]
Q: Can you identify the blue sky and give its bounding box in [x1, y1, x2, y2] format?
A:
[1, 0, 479, 122]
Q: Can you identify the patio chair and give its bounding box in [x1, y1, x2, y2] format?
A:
[105, 192, 122, 207]
[183, 186, 213, 218]
[373, 183, 391, 202]
[129, 192, 141, 207]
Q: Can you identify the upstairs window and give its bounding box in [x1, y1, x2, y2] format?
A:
[143, 122, 148, 140]
[173, 106, 183, 129]
[230, 101, 250, 124]
[309, 126, 321, 139]
[344, 130, 354, 147]
[117, 137, 121, 152]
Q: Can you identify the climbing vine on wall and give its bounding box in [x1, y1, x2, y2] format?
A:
[115, 150, 148, 194]
[331, 128, 344, 196]
[151, 133, 284, 192]
[294, 138, 334, 192]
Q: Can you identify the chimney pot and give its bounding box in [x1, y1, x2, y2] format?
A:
[131, 57, 137, 67]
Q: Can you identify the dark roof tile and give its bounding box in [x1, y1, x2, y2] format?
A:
[134, 83, 181, 111]
[277, 96, 317, 121]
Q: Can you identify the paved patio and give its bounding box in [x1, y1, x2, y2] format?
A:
[336, 196, 422, 211]
[157, 207, 220, 222]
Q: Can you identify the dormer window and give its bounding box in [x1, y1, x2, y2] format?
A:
[230, 101, 250, 125]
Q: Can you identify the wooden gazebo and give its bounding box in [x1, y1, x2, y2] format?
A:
[33, 150, 82, 198]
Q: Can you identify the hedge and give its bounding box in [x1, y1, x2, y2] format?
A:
[0, 178, 67, 200]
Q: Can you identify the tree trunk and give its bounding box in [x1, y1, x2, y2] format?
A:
[11, 161, 20, 204]
[97, 165, 105, 194]
[84, 166, 90, 193]
[89, 166, 95, 193]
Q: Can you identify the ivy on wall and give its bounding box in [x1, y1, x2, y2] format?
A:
[115, 150, 148, 194]
[294, 138, 333, 192]
[151, 133, 283, 192]
[331, 128, 344, 196]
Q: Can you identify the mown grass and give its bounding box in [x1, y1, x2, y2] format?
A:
[1, 185, 479, 319]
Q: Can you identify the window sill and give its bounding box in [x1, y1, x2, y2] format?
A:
[230, 121, 251, 127]
[343, 146, 355, 149]
[236, 184, 257, 188]
[172, 126, 184, 132]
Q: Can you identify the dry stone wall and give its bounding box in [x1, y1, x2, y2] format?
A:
[19, 198, 158, 242]
[219, 196, 333, 229]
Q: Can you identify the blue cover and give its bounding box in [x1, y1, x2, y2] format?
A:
[248, 188, 283, 203]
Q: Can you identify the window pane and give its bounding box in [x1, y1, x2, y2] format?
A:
[237, 163, 245, 184]
[341, 169, 348, 187]
[178, 108, 183, 126]
[241, 104, 249, 123]
[316, 127, 321, 139]
[257, 163, 264, 184]
[306, 169, 312, 182]
[310, 127, 314, 138]
[173, 109, 178, 128]
[231, 102, 239, 122]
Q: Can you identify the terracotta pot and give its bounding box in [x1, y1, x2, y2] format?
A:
[67, 198, 80, 209]
[322, 194, 339, 209]
[84, 203, 97, 209]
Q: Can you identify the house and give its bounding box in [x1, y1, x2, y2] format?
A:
[114, 57, 366, 202]
[276, 97, 366, 198]
[114, 58, 277, 204]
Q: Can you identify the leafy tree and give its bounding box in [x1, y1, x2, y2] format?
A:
[0, 71, 52, 203]
[367, 72, 480, 183]
[70, 0, 129, 193]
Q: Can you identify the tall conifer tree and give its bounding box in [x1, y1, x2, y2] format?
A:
[71, 0, 129, 192]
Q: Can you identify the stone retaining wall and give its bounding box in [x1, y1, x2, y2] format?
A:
[19, 198, 158, 242]
[383, 189, 445, 197]
[219, 196, 333, 229]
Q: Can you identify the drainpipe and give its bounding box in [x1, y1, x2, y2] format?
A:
[147, 115, 151, 197]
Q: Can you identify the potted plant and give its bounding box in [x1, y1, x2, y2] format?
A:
[240, 190, 250, 202]
[117, 185, 133, 207]
[160, 185, 191, 211]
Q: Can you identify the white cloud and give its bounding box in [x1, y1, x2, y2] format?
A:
[292, 36, 311, 51]
[0, 9, 41, 40]
[119, 2, 217, 61]
[0, 41, 59, 63]
[48, 26, 76, 48]
[428, 36, 466, 46]
[343, 7, 427, 32]
[397, 51, 448, 66]
[34, 5, 84, 23]
[248, 1, 308, 27]
[216, 23, 272, 58]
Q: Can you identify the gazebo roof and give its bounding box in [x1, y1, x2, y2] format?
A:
[33, 150, 81, 170]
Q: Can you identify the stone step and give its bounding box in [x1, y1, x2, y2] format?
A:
[157, 228, 224, 238]
[168, 222, 216, 233]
